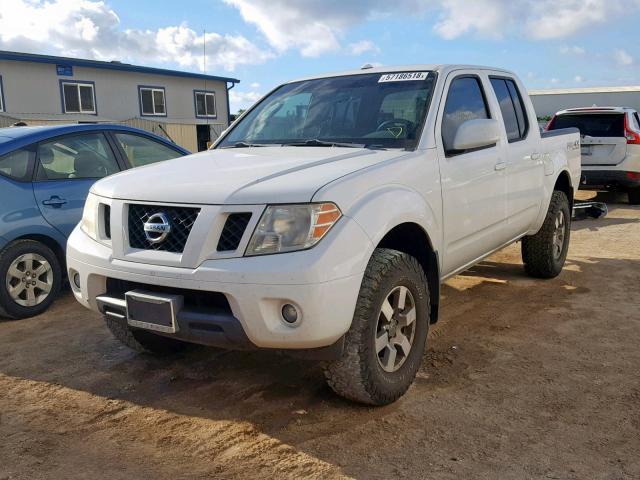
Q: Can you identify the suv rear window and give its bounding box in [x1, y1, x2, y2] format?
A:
[551, 113, 624, 137]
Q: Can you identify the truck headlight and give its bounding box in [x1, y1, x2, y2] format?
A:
[246, 203, 341, 256]
[80, 192, 99, 241]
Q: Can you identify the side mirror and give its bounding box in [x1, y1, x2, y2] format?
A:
[452, 118, 500, 151]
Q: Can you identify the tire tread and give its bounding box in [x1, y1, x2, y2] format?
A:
[324, 248, 429, 405]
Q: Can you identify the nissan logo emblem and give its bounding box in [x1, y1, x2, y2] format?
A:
[143, 212, 171, 244]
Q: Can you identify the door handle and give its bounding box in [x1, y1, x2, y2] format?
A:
[494, 161, 507, 171]
[42, 196, 67, 208]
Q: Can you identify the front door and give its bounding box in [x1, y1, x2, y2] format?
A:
[436, 73, 507, 276]
[32, 132, 121, 238]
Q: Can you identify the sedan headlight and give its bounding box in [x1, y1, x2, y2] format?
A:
[80, 192, 99, 241]
[246, 203, 342, 256]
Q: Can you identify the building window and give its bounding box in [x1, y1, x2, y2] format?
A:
[139, 86, 166, 116]
[61, 81, 96, 114]
[194, 91, 216, 118]
[0, 76, 4, 112]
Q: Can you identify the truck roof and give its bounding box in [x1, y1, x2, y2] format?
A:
[287, 64, 516, 84]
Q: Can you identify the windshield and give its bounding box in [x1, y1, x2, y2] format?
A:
[218, 71, 436, 150]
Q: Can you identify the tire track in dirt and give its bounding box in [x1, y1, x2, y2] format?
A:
[0, 373, 349, 480]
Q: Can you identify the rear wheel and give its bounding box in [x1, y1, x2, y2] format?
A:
[521, 190, 571, 279]
[324, 248, 430, 405]
[0, 240, 61, 319]
[104, 315, 189, 355]
[628, 187, 640, 205]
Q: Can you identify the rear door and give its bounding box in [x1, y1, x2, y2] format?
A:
[32, 132, 121, 237]
[488, 76, 543, 235]
[552, 113, 626, 166]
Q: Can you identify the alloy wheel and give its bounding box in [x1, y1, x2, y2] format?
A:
[375, 285, 417, 373]
[5, 253, 54, 307]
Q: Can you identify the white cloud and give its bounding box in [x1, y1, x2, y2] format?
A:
[348, 40, 380, 55]
[550, 78, 559, 84]
[574, 75, 584, 83]
[250, 82, 261, 88]
[229, 89, 264, 111]
[614, 49, 633, 66]
[559, 45, 586, 55]
[0, 0, 273, 71]
[225, 0, 640, 55]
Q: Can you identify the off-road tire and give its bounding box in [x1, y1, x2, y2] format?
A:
[0, 240, 62, 319]
[628, 187, 640, 205]
[104, 316, 189, 355]
[521, 190, 571, 279]
[324, 248, 430, 405]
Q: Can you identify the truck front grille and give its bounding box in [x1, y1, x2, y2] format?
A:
[128, 204, 200, 253]
[217, 213, 252, 251]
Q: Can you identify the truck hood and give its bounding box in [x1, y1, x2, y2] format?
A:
[92, 146, 405, 204]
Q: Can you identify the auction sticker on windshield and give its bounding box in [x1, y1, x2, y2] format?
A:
[378, 72, 429, 82]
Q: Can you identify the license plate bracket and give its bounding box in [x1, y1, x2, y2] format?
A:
[125, 290, 183, 334]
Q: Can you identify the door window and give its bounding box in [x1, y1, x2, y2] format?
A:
[113, 133, 183, 167]
[0, 149, 33, 181]
[490, 77, 528, 141]
[442, 76, 490, 154]
[36, 133, 119, 180]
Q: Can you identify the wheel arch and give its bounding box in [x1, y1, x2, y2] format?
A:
[376, 222, 440, 324]
[5, 234, 66, 272]
[554, 169, 574, 209]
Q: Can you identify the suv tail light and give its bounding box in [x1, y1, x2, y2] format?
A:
[545, 115, 556, 131]
[624, 115, 640, 144]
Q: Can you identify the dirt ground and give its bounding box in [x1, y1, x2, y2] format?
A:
[1, 190, 639, 480]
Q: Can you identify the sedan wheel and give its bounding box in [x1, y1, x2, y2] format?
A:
[0, 240, 61, 319]
[5, 253, 54, 307]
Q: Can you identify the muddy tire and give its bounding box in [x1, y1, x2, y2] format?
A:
[0, 240, 62, 319]
[104, 316, 189, 355]
[324, 248, 430, 405]
[521, 190, 571, 279]
[628, 188, 640, 205]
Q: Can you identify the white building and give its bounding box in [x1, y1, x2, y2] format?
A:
[529, 86, 640, 118]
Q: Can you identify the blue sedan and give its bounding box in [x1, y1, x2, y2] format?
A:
[0, 124, 189, 319]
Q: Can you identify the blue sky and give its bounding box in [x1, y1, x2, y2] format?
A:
[1, 0, 638, 112]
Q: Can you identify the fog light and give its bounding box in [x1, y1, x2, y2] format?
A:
[281, 303, 299, 324]
[73, 273, 81, 289]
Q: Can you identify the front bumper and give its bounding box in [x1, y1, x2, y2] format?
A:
[66, 217, 372, 350]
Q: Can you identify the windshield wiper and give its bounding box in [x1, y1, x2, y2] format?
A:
[282, 139, 366, 148]
[220, 141, 271, 149]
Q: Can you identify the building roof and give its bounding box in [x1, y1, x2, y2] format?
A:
[0, 50, 240, 85]
[529, 85, 640, 96]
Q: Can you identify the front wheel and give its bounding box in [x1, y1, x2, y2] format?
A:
[521, 190, 571, 279]
[0, 240, 61, 319]
[324, 248, 430, 405]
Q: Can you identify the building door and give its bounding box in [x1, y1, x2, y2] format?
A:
[196, 125, 211, 151]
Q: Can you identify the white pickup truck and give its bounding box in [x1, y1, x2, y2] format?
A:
[67, 65, 581, 405]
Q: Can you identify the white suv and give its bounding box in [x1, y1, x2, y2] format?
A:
[547, 106, 640, 204]
[67, 65, 580, 405]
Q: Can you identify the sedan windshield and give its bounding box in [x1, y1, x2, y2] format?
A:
[218, 71, 436, 150]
